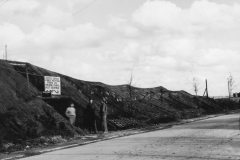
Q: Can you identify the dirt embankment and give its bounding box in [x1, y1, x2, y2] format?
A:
[0, 60, 238, 152]
[0, 61, 84, 151]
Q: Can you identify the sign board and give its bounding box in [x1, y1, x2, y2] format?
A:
[42, 91, 51, 98]
[44, 76, 61, 95]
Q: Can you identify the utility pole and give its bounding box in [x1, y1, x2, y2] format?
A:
[206, 79, 208, 98]
[203, 79, 209, 98]
[5, 45, 7, 60]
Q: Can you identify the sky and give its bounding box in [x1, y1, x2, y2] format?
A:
[0, 0, 239, 96]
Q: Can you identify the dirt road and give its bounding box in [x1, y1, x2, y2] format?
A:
[20, 113, 240, 160]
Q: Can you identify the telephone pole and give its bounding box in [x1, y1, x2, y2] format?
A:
[5, 45, 7, 60]
[206, 79, 208, 98]
[203, 79, 209, 98]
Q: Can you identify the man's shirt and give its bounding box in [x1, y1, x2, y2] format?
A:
[65, 107, 76, 117]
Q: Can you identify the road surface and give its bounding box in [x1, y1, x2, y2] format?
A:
[21, 113, 240, 160]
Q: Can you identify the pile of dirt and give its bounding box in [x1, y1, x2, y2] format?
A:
[0, 60, 238, 151]
[0, 60, 84, 148]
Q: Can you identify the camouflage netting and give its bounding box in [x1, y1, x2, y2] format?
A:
[0, 59, 238, 144]
[0, 60, 84, 144]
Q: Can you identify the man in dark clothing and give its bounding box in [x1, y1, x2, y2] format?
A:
[100, 97, 108, 133]
[239, 100, 240, 109]
[86, 97, 98, 134]
[85, 103, 92, 132]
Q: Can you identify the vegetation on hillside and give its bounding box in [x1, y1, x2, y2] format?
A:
[0, 60, 238, 153]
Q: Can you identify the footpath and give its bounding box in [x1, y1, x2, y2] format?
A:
[1, 110, 239, 160]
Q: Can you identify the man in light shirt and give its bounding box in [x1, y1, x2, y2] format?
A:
[65, 103, 76, 125]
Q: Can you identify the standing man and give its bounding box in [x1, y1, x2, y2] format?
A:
[239, 100, 240, 109]
[87, 97, 98, 134]
[65, 103, 76, 126]
[100, 97, 108, 133]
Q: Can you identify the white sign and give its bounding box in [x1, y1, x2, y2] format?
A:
[44, 76, 61, 95]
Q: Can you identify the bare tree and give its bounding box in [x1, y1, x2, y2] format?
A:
[126, 70, 136, 114]
[227, 73, 235, 99]
[192, 78, 199, 96]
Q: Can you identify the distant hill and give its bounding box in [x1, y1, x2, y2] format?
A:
[0, 59, 236, 144]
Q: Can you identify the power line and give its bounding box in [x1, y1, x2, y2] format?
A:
[0, 0, 9, 8]
[54, 0, 98, 27]
[0, 0, 99, 61]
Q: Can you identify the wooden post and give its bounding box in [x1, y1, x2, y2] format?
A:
[206, 79, 208, 98]
[203, 89, 206, 97]
[26, 64, 29, 89]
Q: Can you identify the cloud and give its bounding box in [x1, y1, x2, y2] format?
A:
[189, 0, 240, 30]
[158, 36, 198, 58]
[108, 16, 140, 38]
[1, 0, 240, 96]
[122, 41, 140, 61]
[0, 23, 25, 47]
[51, 55, 64, 68]
[140, 56, 177, 69]
[193, 49, 240, 67]
[27, 23, 105, 49]
[0, 22, 104, 60]
[53, 56, 95, 80]
[177, 61, 194, 71]
[132, 0, 240, 32]
[2, 0, 39, 12]
[41, 5, 72, 25]
[132, 1, 186, 31]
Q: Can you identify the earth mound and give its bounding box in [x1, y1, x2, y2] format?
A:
[0, 60, 238, 151]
